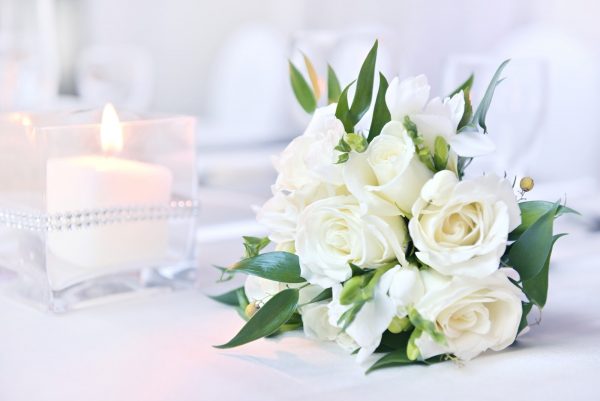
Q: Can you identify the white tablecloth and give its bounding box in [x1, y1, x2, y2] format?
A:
[1, 210, 599, 401]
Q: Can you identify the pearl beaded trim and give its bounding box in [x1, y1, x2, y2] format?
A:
[0, 200, 200, 232]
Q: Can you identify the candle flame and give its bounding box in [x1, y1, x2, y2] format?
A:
[100, 103, 123, 153]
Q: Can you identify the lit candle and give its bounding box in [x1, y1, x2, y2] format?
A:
[46, 104, 173, 290]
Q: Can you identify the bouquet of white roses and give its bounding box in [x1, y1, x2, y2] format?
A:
[211, 41, 576, 372]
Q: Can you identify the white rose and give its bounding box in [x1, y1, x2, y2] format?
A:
[256, 184, 343, 250]
[244, 275, 322, 306]
[414, 269, 523, 361]
[274, 104, 345, 191]
[344, 121, 433, 216]
[386, 74, 494, 159]
[295, 195, 408, 288]
[409, 170, 520, 278]
[328, 282, 396, 363]
[380, 264, 425, 316]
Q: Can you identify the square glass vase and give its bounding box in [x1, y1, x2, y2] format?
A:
[0, 110, 198, 312]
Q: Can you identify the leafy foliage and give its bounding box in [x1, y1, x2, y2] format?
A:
[289, 61, 317, 114]
[349, 40, 378, 125]
[335, 81, 356, 133]
[509, 201, 578, 240]
[469, 59, 510, 134]
[327, 64, 342, 104]
[335, 41, 378, 133]
[230, 252, 306, 283]
[208, 286, 245, 306]
[303, 288, 333, 305]
[243, 236, 270, 258]
[518, 302, 533, 334]
[457, 60, 509, 177]
[449, 74, 474, 130]
[367, 72, 391, 142]
[215, 288, 300, 349]
[508, 203, 560, 281]
[522, 234, 567, 307]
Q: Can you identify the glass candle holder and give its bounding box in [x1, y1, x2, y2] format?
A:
[0, 107, 198, 312]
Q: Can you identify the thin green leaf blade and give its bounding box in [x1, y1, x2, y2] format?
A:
[304, 288, 333, 305]
[448, 73, 474, 97]
[208, 287, 245, 306]
[289, 61, 317, 114]
[508, 203, 559, 281]
[367, 72, 391, 142]
[518, 302, 534, 334]
[449, 74, 474, 130]
[214, 288, 299, 349]
[349, 40, 378, 125]
[335, 81, 356, 132]
[471, 59, 510, 133]
[367, 345, 413, 374]
[327, 64, 342, 104]
[230, 252, 305, 283]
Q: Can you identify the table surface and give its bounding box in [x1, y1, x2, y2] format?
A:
[2, 192, 600, 401]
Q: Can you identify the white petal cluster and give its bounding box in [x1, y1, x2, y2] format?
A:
[250, 74, 523, 364]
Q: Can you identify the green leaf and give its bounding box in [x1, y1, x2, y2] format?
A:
[368, 341, 413, 373]
[208, 287, 245, 306]
[214, 288, 299, 349]
[367, 72, 391, 142]
[470, 59, 509, 133]
[349, 263, 368, 276]
[369, 334, 446, 373]
[289, 61, 317, 114]
[242, 236, 270, 258]
[449, 74, 474, 130]
[508, 203, 559, 281]
[518, 302, 533, 335]
[509, 201, 579, 240]
[303, 53, 321, 100]
[349, 40, 378, 125]
[376, 330, 411, 353]
[327, 64, 341, 104]
[304, 288, 333, 305]
[448, 73, 474, 97]
[335, 81, 356, 132]
[433, 136, 449, 171]
[522, 234, 567, 307]
[230, 252, 305, 283]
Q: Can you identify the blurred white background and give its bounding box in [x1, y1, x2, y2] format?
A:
[2, 0, 600, 211]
